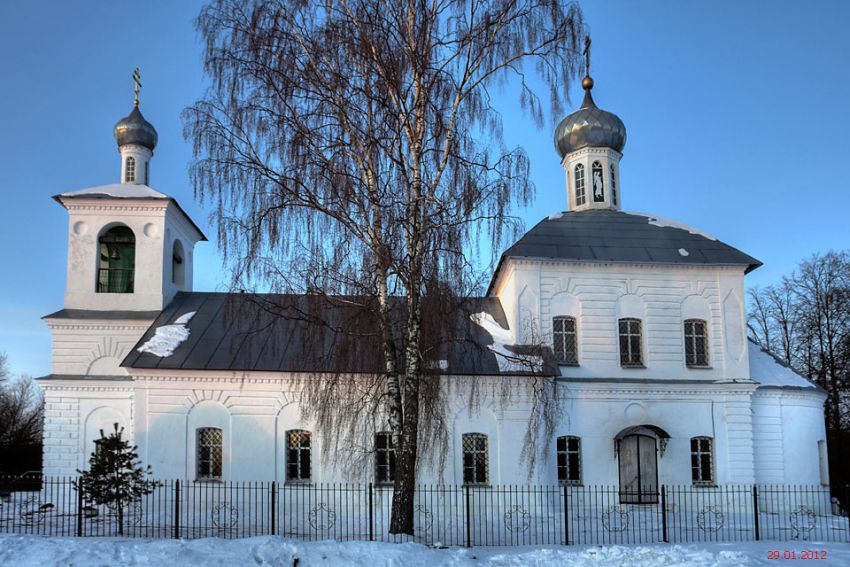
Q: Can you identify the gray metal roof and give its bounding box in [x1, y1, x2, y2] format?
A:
[554, 88, 626, 157]
[114, 106, 158, 150]
[43, 309, 160, 321]
[122, 292, 554, 376]
[488, 209, 760, 293]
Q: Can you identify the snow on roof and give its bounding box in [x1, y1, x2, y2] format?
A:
[470, 312, 543, 373]
[59, 183, 168, 200]
[626, 211, 717, 241]
[748, 340, 815, 389]
[136, 312, 196, 357]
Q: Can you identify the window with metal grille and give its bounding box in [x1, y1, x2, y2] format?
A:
[286, 429, 312, 482]
[553, 316, 578, 364]
[196, 427, 222, 480]
[592, 161, 605, 202]
[97, 225, 135, 293]
[574, 163, 586, 206]
[610, 164, 617, 205]
[375, 432, 396, 484]
[684, 319, 709, 367]
[556, 436, 581, 485]
[125, 156, 136, 182]
[618, 318, 644, 367]
[462, 433, 488, 485]
[691, 437, 714, 485]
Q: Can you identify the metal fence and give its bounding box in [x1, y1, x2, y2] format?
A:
[1, 476, 848, 546]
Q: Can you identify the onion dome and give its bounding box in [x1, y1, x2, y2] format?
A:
[113, 106, 158, 151]
[554, 76, 626, 158]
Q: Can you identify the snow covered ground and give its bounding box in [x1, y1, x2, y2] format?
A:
[1, 534, 848, 566]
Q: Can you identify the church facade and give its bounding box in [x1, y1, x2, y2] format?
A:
[39, 74, 828, 500]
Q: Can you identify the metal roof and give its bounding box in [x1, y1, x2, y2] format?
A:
[122, 292, 554, 376]
[488, 209, 761, 294]
[43, 309, 160, 321]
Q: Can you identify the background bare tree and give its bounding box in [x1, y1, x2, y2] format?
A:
[185, 0, 584, 533]
[748, 250, 850, 486]
[0, 352, 44, 474]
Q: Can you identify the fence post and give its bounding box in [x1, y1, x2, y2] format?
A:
[661, 486, 668, 543]
[562, 484, 570, 545]
[174, 480, 181, 540]
[752, 485, 760, 541]
[270, 481, 277, 536]
[368, 482, 374, 542]
[465, 485, 472, 548]
[845, 485, 850, 542]
[76, 480, 83, 537]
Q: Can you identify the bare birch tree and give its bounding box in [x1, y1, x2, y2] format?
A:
[185, 0, 584, 533]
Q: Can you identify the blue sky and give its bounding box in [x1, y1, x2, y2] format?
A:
[0, 0, 848, 378]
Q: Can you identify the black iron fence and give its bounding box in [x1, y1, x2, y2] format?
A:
[1, 476, 848, 546]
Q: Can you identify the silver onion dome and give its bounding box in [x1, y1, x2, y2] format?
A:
[554, 76, 626, 158]
[114, 106, 158, 150]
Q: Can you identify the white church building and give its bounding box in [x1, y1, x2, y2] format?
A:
[39, 73, 828, 502]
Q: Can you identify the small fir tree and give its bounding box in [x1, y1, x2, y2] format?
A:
[75, 423, 160, 535]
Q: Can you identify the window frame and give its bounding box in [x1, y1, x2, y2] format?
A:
[553, 316, 578, 365]
[684, 319, 710, 368]
[462, 433, 489, 486]
[125, 156, 136, 183]
[196, 427, 223, 481]
[375, 431, 396, 485]
[574, 163, 586, 206]
[618, 318, 644, 367]
[690, 436, 714, 486]
[556, 435, 582, 486]
[286, 429, 312, 484]
[610, 164, 617, 206]
[591, 160, 605, 203]
[96, 225, 136, 294]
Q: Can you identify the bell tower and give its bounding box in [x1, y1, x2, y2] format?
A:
[54, 72, 206, 313]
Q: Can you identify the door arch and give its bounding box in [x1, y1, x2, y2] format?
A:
[615, 425, 669, 504]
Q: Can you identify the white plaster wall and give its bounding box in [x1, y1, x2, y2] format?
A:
[45, 321, 152, 376]
[496, 261, 750, 382]
[40, 382, 133, 476]
[752, 388, 828, 485]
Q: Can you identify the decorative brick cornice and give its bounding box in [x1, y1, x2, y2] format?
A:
[45, 322, 150, 331]
[64, 204, 168, 214]
[41, 383, 134, 393]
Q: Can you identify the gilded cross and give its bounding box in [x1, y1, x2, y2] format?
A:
[133, 68, 142, 107]
[583, 36, 591, 77]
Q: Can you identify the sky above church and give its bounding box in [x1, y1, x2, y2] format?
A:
[0, 0, 848, 378]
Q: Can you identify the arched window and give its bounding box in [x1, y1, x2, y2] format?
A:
[97, 225, 135, 293]
[556, 436, 581, 485]
[196, 427, 223, 480]
[610, 164, 617, 206]
[574, 164, 586, 206]
[375, 431, 396, 484]
[286, 429, 312, 483]
[618, 318, 643, 367]
[690, 437, 714, 485]
[172, 240, 185, 287]
[462, 433, 488, 485]
[144, 161, 150, 185]
[684, 319, 709, 367]
[592, 161, 605, 202]
[125, 156, 136, 183]
[553, 316, 578, 364]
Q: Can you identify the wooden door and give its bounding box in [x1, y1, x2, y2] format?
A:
[618, 434, 658, 503]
